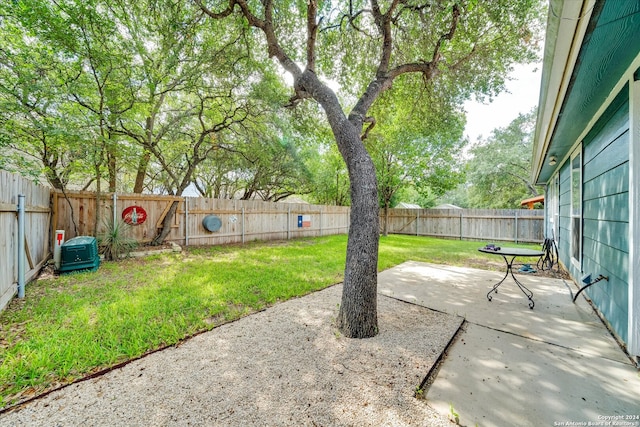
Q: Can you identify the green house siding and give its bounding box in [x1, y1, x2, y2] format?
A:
[534, 1, 640, 356]
[581, 99, 630, 342]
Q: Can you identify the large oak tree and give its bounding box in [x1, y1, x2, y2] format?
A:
[196, 0, 544, 338]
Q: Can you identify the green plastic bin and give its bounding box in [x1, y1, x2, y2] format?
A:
[59, 236, 100, 273]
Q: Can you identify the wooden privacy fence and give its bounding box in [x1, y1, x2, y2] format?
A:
[52, 190, 351, 246]
[0, 171, 51, 311]
[53, 191, 544, 246]
[0, 179, 545, 312]
[381, 208, 545, 243]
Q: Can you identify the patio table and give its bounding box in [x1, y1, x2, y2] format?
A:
[478, 247, 544, 309]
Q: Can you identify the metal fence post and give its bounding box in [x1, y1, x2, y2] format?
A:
[17, 194, 25, 298]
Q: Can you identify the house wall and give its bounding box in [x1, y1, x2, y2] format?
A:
[535, 0, 640, 359]
[554, 93, 631, 344]
[581, 96, 630, 343]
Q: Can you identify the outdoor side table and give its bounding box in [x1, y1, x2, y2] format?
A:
[478, 247, 544, 309]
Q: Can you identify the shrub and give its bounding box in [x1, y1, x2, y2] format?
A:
[98, 219, 138, 261]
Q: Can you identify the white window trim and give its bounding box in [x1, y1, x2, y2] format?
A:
[629, 76, 640, 358]
[570, 148, 582, 271]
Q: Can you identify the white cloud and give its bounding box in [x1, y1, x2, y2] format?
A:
[463, 63, 542, 143]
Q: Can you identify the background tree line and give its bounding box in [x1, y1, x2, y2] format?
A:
[0, 0, 317, 201]
[0, 0, 540, 213]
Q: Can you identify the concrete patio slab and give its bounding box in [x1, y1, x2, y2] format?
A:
[378, 261, 627, 363]
[428, 323, 640, 427]
[378, 261, 640, 426]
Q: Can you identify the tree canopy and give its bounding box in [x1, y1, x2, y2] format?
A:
[1, 0, 545, 337]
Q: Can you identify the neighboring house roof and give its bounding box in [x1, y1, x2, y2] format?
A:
[520, 195, 544, 209]
[531, 0, 640, 184]
[432, 203, 462, 210]
[395, 202, 421, 209]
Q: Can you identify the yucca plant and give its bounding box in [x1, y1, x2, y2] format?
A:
[98, 219, 138, 261]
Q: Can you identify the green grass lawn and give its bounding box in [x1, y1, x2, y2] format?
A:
[0, 234, 538, 408]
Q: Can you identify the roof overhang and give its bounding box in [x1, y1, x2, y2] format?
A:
[531, 0, 596, 185]
[532, 0, 640, 185]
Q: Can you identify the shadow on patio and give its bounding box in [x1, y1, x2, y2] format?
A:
[378, 261, 640, 426]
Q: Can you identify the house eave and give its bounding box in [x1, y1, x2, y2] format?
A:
[531, 0, 596, 185]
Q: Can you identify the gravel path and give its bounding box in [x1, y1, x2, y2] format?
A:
[1, 285, 462, 426]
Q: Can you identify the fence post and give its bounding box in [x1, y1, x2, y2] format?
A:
[416, 210, 419, 236]
[320, 209, 323, 237]
[287, 206, 291, 240]
[17, 194, 25, 298]
[459, 212, 463, 240]
[241, 207, 245, 244]
[184, 198, 189, 247]
[515, 210, 519, 244]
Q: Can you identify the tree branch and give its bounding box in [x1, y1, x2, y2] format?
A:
[361, 116, 376, 141]
[192, 0, 235, 20]
[196, 0, 310, 108]
[320, 7, 367, 33]
[372, 0, 401, 76]
[306, 0, 320, 73]
[432, 3, 460, 64]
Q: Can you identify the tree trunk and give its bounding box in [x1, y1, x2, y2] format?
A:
[133, 151, 150, 193]
[289, 70, 380, 338]
[151, 159, 197, 245]
[42, 153, 66, 190]
[152, 200, 179, 245]
[94, 162, 102, 236]
[333, 120, 380, 339]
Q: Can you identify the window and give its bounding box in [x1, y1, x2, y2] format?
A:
[570, 150, 582, 267]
